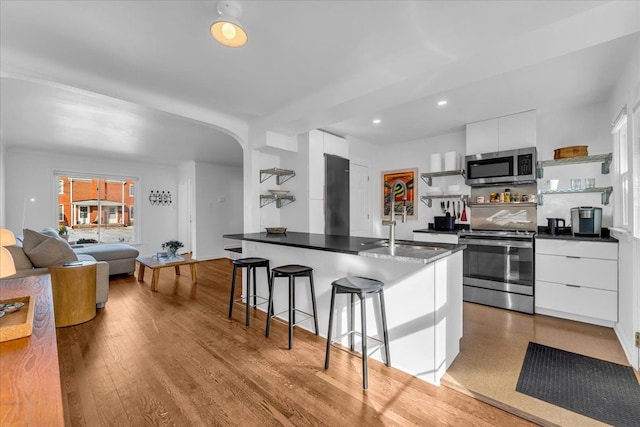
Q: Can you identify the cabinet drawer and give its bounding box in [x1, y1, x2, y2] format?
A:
[535, 280, 617, 322]
[535, 239, 617, 260]
[535, 254, 617, 291]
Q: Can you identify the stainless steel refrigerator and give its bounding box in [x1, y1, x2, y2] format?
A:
[324, 154, 350, 236]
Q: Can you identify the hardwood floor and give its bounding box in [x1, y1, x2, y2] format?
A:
[56, 259, 534, 426]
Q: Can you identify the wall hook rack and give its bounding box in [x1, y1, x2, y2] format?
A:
[149, 190, 172, 206]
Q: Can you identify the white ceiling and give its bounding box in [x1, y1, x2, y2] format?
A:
[1, 1, 638, 166]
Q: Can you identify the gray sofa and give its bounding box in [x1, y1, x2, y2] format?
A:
[6, 229, 110, 308]
[4, 228, 139, 308]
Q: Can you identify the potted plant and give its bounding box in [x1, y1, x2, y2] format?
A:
[58, 224, 68, 241]
[161, 240, 183, 258]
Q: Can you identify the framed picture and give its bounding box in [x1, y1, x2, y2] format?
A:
[382, 168, 417, 220]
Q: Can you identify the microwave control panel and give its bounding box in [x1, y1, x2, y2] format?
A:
[517, 153, 533, 176]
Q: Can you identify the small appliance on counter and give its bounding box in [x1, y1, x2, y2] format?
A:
[546, 218, 565, 235]
[571, 206, 602, 236]
[434, 215, 456, 231]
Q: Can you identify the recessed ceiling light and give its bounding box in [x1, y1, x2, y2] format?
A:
[372, 119, 381, 124]
[437, 100, 448, 106]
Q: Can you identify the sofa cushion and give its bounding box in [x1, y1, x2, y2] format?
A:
[74, 243, 139, 261]
[22, 229, 78, 267]
[5, 245, 34, 270]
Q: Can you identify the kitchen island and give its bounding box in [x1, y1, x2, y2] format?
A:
[223, 232, 465, 386]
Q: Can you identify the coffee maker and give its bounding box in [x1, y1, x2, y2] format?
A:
[571, 206, 602, 236]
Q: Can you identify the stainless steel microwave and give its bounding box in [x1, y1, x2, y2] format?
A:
[465, 147, 537, 186]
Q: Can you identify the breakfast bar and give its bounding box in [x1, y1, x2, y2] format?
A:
[223, 232, 465, 386]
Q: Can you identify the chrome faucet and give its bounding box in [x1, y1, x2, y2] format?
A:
[382, 179, 407, 250]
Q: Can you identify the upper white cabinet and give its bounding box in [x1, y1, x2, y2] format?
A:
[466, 110, 536, 155]
[309, 130, 325, 200]
[466, 119, 500, 154]
[309, 130, 349, 200]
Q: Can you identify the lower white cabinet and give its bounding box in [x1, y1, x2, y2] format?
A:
[535, 238, 618, 326]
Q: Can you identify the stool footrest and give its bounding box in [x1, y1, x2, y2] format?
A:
[328, 339, 386, 360]
[270, 309, 315, 327]
[233, 294, 269, 309]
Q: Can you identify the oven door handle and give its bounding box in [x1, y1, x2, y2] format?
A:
[459, 238, 533, 248]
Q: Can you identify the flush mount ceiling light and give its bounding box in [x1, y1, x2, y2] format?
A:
[210, 1, 248, 48]
[437, 100, 448, 106]
[372, 119, 381, 124]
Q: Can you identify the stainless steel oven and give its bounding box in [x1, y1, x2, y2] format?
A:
[459, 230, 535, 314]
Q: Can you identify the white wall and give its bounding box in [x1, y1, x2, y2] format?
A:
[194, 162, 243, 260]
[608, 37, 640, 370]
[0, 138, 6, 227]
[279, 135, 309, 232]
[371, 131, 467, 240]
[4, 148, 177, 256]
[536, 102, 614, 226]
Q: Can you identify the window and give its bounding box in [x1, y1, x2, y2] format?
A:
[55, 172, 139, 244]
[58, 179, 64, 194]
[612, 107, 629, 231]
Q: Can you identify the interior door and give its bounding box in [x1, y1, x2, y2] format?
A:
[178, 179, 192, 253]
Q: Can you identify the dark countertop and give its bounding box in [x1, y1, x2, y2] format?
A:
[223, 232, 465, 264]
[413, 228, 459, 235]
[414, 223, 469, 234]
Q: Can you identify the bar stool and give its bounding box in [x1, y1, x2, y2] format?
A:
[265, 265, 319, 349]
[228, 257, 271, 327]
[324, 276, 391, 389]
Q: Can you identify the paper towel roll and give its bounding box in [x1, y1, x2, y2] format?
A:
[444, 151, 458, 171]
[430, 153, 442, 173]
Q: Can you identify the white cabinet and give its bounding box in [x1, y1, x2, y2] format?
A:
[535, 238, 618, 326]
[309, 130, 349, 200]
[323, 132, 349, 158]
[466, 110, 536, 155]
[309, 130, 325, 200]
[413, 232, 459, 244]
[466, 119, 499, 155]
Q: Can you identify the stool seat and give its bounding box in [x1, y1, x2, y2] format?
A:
[325, 275, 390, 390]
[272, 264, 313, 275]
[234, 257, 269, 267]
[266, 264, 318, 349]
[229, 257, 271, 327]
[332, 276, 384, 293]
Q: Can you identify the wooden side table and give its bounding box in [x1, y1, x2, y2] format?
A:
[48, 261, 97, 327]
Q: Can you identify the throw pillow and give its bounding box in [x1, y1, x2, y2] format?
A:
[39, 227, 61, 240]
[22, 229, 77, 267]
[5, 245, 34, 270]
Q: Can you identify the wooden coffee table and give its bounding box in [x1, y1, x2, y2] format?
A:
[136, 256, 200, 292]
